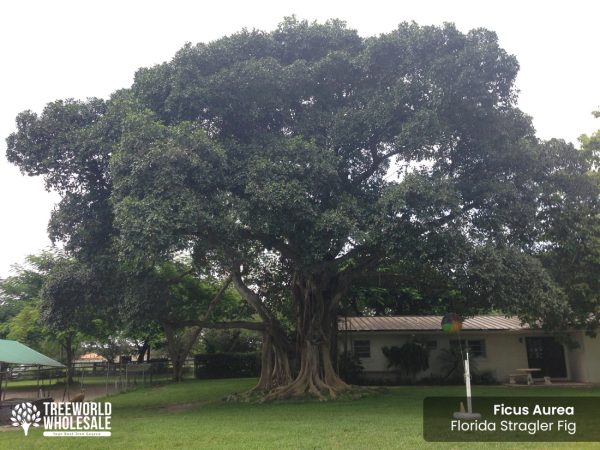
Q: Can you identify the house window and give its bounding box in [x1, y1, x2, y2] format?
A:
[450, 339, 486, 358]
[353, 340, 371, 358]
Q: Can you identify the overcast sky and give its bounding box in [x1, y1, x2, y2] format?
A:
[0, 0, 598, 278]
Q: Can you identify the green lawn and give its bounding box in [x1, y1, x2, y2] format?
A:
[2, 378, 599, 449]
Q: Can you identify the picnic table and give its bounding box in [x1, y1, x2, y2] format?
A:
[515, 368, 541, 385]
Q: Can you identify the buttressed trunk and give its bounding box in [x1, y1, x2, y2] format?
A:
[266, 273, 349, 400]
[230, 271, 292, 392]
[254, 330, 292, 391]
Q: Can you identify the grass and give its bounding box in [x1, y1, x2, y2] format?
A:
[1, 378, 599, 449]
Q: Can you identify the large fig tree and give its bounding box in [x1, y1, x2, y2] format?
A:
[111, 19, 581, 398]
[7, 18, 591, 398]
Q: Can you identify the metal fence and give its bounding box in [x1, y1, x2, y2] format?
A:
[0, 358, 195, 401]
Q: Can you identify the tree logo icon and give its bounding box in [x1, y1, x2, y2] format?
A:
[11, 402, 41, 436]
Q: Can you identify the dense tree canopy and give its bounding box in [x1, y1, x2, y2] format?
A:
[0, 253, 62, 352]
[6, 18, 598, 397]
[538, 113, 600, 333]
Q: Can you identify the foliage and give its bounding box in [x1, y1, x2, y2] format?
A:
[413, 370, 497, 385]
[85, 327, 136, 363]
[6, 17, 600, 396]
[5, 304, 44, 348]
[202, 329, 261, 354]
[436, 347, 477, 381]
[382, 342, 430, 379]
[337, 351, 364, 384]
[194, 353, 261, 379]
[536, 112, 600, 334]
[0, 252, 69, 357]
[40, 260, 107, 337]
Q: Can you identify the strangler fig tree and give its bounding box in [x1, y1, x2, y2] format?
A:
[8, 18, 588, 398]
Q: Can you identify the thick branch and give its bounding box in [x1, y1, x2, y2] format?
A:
[203, 274, 233, 321]
[237, 229, 299, 261]
[231, 270, 293, 351]
[175, 320, 266, 331]
[231, 271, 274, 324]
[352, 154, 382, 185]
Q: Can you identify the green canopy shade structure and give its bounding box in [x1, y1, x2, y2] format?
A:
[0, 339, 64, 367]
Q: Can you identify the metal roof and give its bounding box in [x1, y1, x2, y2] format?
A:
[338, 315, 528, 332]
[0, 339, 65, 367]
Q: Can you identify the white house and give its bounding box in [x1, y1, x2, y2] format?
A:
[338, 315, 600, 384]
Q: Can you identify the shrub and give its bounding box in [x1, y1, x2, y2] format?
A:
[194, 352, 260, 379]
[149, 358, 170, 374]
[437, 347, 478, 381]
[471, 370, 498, 385]
[382, 342, 430, 381]
[337, 351, 364, 384]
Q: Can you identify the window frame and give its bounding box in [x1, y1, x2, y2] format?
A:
[353, 339, 371, 358]
[450, 338, 487, 358]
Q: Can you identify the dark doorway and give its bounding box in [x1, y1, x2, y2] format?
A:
[525, 337, 567, 378]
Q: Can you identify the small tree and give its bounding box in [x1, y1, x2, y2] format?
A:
[382, 341, 430, 382]
[40, 261, 103, 383]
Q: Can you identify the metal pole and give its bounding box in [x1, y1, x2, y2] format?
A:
[3, 369, 8, 401]
[0, 365, 4, 402]
[465, 352, 472, 414]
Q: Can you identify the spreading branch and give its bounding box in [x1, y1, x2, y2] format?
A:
[174, 320, 266, 331]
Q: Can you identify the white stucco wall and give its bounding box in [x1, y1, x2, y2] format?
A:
[582, 334, 600, 382]
[568, 332, 600, 383]
[566, 332, 586, 382]
[340, 331, 564, 383]
[340, 329, 600, 383]
[463, 333, 530, 381]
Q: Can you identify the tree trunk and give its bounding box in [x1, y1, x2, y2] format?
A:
[172, 358, 185, 383]
[231, 271, 293, 392]
[136, 340, 149, 363]
[163, 323, 201, 382]
[265, 273, 350, 400]
[253, 331, 292, 391]
[63, 334, 75, 385]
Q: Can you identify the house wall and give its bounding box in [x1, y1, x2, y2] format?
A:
[340, 328, 600, 384]
[340, 331, 538, 383]
[583, 334, 600, 382]
[464, 333, 529, 382]
[566, 332, 586, 382]
[568, 332, 600, 383]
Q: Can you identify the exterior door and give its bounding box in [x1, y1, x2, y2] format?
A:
[525, 337, 567, 378]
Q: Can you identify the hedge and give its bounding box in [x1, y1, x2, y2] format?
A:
[194, 352, 261, 379]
